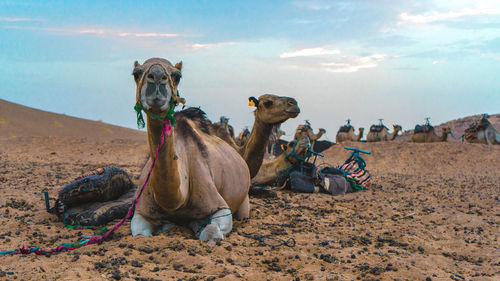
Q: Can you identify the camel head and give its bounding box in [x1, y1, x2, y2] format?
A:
[220, 116, 230, 129]
[319, 128, 326, 134]
[285, 135, 310, 163]
[441, 127, 451, 134]
[132, 58, 185, 114]
[248, 94, 300, 125]
[393, 125, 402, 132]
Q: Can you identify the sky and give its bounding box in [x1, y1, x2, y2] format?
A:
[1, 0, 499, 141]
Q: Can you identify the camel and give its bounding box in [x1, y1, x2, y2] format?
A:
[336, 122, 364, 143]
[130, 58, 250, 242]
[236, 128, 250, 146]
[464, 114, 500, 145]
[209, 116, 235, 145]
[411, 126, 451, 142]
[210, 95, 300, 178]
[267, 124, 286, 157]
[366, 121, 402, 142]
[252, 136, 310, 186]
[294, 120, 326, 143]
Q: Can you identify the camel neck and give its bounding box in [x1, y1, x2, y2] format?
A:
[441, 131, 449, 142]
[146, 117, 184, 211]
[242, 118, 273, 178]
[390, 129, 399, 140]
[357, 130, 363, 141]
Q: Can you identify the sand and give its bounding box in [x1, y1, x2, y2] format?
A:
[0, 99, 499, 281]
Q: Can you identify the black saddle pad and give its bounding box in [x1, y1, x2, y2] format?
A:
[369, 125, 388, 133]
[338, 125, 353, 133]
[414, 124, 434, 133]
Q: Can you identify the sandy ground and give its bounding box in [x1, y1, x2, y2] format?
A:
[0, 101, 499, 281]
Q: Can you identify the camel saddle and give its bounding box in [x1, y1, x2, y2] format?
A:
[369, 124, 388, 133]
[338, 125, 353, 133]
[464, 117, 490, 134]
[414, 124, 434, 133]
[51, 166, 136, 226]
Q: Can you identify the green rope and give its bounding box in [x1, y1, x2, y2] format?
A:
[134, 99, 177, 129]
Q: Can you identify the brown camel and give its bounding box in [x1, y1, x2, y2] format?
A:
[464, 115, 500, 145]
[130, 58, 250, 242]
[236, 128, 250, 146]
[293, 121, 326, 142]
[210, 95, 300, 178]
[411, 126, 451, 142]
[366, 124, 402, 142]
[336, 125, 364, 143]
[209, 116, 235, 145]
[252, 136, 310, 186]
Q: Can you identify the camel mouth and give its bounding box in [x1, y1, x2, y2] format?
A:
[285, 109, 300, 118]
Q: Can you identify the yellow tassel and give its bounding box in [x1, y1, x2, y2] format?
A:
[248, 100, 256, 107]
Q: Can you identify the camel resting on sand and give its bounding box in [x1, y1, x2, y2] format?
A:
[236, 128, 250, 146]
[336, 125, 364, 143]
[209, 116, 235, 145]
[252, 136, 310, 186]
[464, 114, 500, 145]
[130, 58, 250, 242]
[366, 123, 402, 142]
[411, 126, 451, 142]
[294, 121, 326, 143]
[212, 95, 300, 178]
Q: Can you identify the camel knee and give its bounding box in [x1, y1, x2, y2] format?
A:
[131, 213, 154, 237]
[235, 195, 250, 220]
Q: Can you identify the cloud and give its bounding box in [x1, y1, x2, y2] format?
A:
[77, 29, 183, 37]
[292, 1, 333, 10]
[2, 25, 186, 38]
[399, 4, 500, 24]
[321, 53, 390, 73]
[280, 47, 341, 58]
[191, 41, 240, 49]
[0, 17, 39, 22]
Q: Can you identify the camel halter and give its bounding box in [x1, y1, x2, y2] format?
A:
[134, 63, 185, 131]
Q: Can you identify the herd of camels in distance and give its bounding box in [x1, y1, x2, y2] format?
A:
[129, 57, 499, 243]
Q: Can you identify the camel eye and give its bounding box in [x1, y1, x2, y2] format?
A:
[171, 71, 182, 84]
[263, 101, 273, 108]
[147, 74, 154, 81]
[162, 75, 167, 81]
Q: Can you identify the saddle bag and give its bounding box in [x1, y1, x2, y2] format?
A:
[52, 166, 136, 226]
[320, 174, 353, 196]
[288, 171, 318, 193]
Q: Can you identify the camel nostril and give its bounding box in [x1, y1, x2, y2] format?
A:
[288, 98, 297, 106]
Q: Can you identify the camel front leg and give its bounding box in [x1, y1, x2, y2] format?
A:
[190, 208, 233, 243]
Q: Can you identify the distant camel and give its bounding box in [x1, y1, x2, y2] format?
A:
[411, 126, 451, 142]
[464, 114, 500, 145]
[366, 119, 402, 142]
[336, 120, 364, 142]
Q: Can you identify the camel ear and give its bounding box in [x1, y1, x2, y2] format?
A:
[174, 61, 183, 71]
[132, 61, 143, 83]
[248, 96, 259, 108]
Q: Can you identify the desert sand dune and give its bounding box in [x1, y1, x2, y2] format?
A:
[0, 101, 498, 280]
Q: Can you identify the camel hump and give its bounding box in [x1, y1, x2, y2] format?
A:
[370, 124, 388, 133]
[175, 107, 211, 135]
[414, 124, 434, 133]
[338, 125, 353, 133]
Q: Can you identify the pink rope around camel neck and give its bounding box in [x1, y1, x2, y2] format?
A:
[97, 120, 171, 241]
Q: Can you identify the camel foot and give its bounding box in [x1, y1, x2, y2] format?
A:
[131, 213, 154, 237]
[195, 208, 233, 243]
